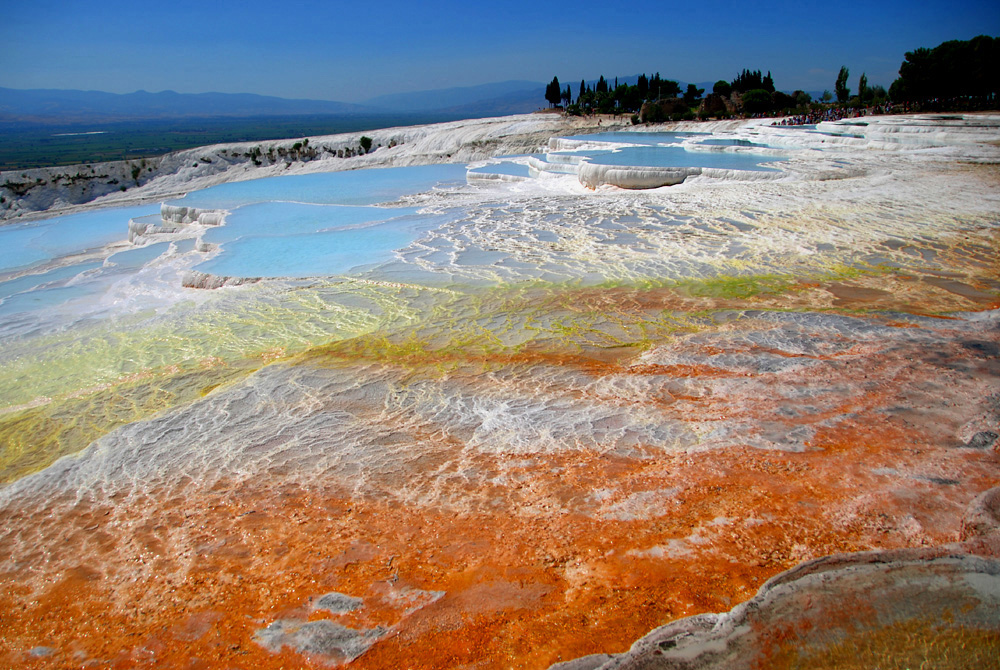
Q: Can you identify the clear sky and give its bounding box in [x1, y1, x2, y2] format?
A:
[2, 0, 998, 101]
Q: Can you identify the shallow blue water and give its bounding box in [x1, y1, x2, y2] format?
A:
[469, 163, 532, 177]
[0, 283, 96, 316]
[0, 261, 103, 304]
[196, 212, 436, 277]
[199, 202, 417, 245]
[0, 205, 159, 273]
[563, 131, 702, 145]
[194, 201, 434, 277]
[170, 164, 468, 210]
[0, 239, 202, 316]
[177, 164, 473, 278]
[588, 145, 783, 171]
[557, 132, 783, 171]
[105, 241, 175, 271]
[0, 165, 471, 315]
[699, 139, 768, 148]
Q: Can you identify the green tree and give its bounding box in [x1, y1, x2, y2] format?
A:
[890, 35, 999, 103]
[359, 136, 373, 153]
[821, 90, 833, 102]
[683, 83, 705, 106]
[763, 71, 775, 93]
[561, 85, 572, 107]
[893, 47, 932, 101]
[858, 72, 869, 104]
[772, 91, 796, 111]
[741, 89, 773, 114]
[713, 80, 732, 97]
[545, 76, 562, 107]
[835, 66, 851, 103]
[731, 69, 770, 94]
[621, 84, 642, 112]
[647, 72, 680, 99]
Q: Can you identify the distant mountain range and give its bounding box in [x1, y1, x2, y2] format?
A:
[0, 81, 549, 125]
[0, 78, 828, 128]
[0, 88, 367, 123]
[361, 80, 544, 113]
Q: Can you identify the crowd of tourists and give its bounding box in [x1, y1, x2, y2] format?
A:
[772, 102, 903, 126]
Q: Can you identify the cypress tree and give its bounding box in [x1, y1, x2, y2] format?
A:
[545, 76, 562, 106]
[835, 66, 851, 103]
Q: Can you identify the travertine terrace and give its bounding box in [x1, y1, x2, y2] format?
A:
[0, 113, 998, 668]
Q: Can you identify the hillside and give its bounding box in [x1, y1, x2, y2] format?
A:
[0, 113, 619, 223]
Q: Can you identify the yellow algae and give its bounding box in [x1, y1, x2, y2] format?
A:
[294, 262, 997, 381]
[0, 279, 418, 410]
[673, 273, 797, 300]
[767, 618, 1000, 670]
[303, 283, 718, 370]
[0, 279, 438, 480]
[0, 363, 252, 483]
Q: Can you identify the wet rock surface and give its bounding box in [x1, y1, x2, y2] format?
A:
[564, 550, 1000, 670]
[546, 506, 1000, 669]
[1, 306, 997, 668]
[255, 619, 385, 664]
[0, 115, 998, 669]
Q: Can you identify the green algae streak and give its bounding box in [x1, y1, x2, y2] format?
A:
[0, 279, 426, 481]
[304, 282, 717, 368]
[0, 363, 251, 484]
[0, 280, 420, 410]
[0, 261, 968, 483]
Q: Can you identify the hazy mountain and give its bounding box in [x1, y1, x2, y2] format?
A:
[362, 80, 545, 113]
[0, 88, 372, 124]
[434, 90, 550, 117]
[0, 75, 826, 131]
[0, 82, 553, 125]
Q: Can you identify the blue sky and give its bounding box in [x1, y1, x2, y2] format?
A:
[2, 0, 997, 101]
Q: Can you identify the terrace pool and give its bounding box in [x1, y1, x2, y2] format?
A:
[588, 145, 783, 171]
[0, 205, 159, 274]
[194, 204, 443, 278]
[563, 131, 703, 145]
[0, 164, 470, 317]
[170, 163, 468, 209]
[468, 162, 532, 178]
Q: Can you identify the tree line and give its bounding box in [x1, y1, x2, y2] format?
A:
[830, 35, 996, 111]
[544, 34, 997, 120]
[545, 73, 688, 115]
[544, 68, 813, 121]
[888, 34, 998, 106]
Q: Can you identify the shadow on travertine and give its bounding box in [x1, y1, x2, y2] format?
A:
[550, 487, 1000, 670]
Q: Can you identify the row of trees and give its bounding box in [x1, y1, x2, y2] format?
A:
[831, 35, 996, 109]
[888, 34, 998, 104]
[545, 73, 688, 115]
[544, 34, 997, 120]
[545, 69, 811, 120]
[830, 66, 888, 106]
